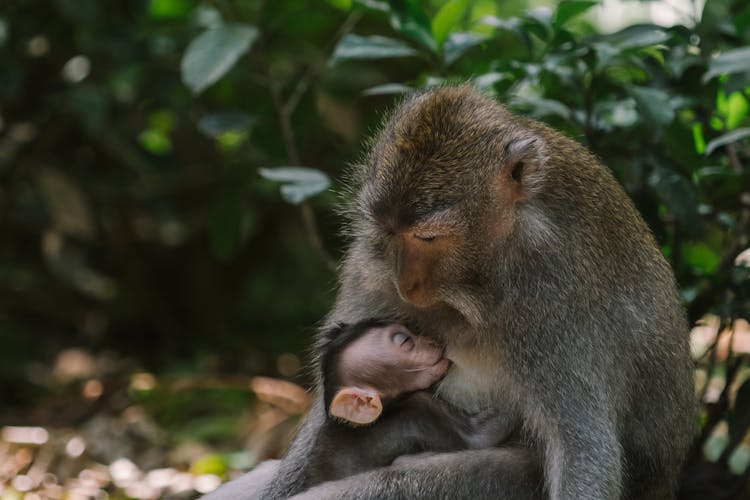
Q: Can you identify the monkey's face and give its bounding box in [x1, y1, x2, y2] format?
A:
[353, 87, 546, 322]
[359, 200, 489, 324]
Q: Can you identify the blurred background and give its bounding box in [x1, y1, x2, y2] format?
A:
[0, 0, 749, 498]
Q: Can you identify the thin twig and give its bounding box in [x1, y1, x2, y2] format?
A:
[269, 81, 337, 272]
[263, 13, 363, 272]
[269, 81, 300, 165]
[726, 143, 744, 174]
[283, 12, 363, 116]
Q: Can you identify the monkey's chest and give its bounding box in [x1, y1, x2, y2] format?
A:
[435, 344, 511, 412]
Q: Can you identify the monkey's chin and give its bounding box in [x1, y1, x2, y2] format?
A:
[396, 289, 440, 310]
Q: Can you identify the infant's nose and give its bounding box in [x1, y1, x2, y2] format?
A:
[425, 337, 440, 348]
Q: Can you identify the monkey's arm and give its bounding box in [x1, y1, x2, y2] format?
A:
[199, 460, 280, 500]
[524, 372, 623, 500]
[261, 397, 328, 498]
[308, 392, 475, 486]
[291, 447, 544, 500]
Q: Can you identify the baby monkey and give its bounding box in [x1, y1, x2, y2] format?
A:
[322, 319, 450, 425]
[306, 320, 515, 487]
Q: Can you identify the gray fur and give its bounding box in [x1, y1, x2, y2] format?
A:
[213, 85, 694, 500]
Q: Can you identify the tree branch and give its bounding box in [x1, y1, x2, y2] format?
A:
[268, 81, 337, 272]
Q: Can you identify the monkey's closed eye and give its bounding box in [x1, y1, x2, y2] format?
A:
[392, 331, 415, 350]
[413, 233, 437, 242]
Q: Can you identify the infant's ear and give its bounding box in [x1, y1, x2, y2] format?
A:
[329, 387, 383, 426]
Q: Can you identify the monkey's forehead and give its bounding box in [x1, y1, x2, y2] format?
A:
[358, 87, 513, 224]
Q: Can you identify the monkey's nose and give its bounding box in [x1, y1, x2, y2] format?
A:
[424, 337, 440, 348]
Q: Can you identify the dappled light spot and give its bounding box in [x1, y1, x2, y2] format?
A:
[276, 352, 301, 377]
[690, 315, 750, 362]
[61, 55, 91, 83]
[109, 458, 140, 487]
[250, 376, 311, 415]
[41, 473, 58, 488]
[703, 420, 729, 462]
[52, 349, 96, 384]
[78, 467, 109, 488]
[690, 314, 720, 359]
[728, 437, 750, 475]
[703, 369, 726, 404]
[66, 436, 86, 458]
[735, 247, 750, 267]
[130, 373, 157, 392]
[716, 319, 750, 361]
[144, 468, 175, 490]
[27, 35, 49, 57]
[193, 473, 222, 494]
[168, 472, 194, 494]
[125, 481, 160, 499]
[83, 379, 103, 400]
[1, 427, 49, 445]
[11, 474, 33, 492]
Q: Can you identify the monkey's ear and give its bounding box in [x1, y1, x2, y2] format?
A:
[329, 387, 383, 426]
[501, 135, 547, 200]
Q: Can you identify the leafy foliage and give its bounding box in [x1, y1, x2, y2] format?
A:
[1, 0, 750, 496]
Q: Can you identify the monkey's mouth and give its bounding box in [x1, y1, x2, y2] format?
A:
[429, 356, 451, 377]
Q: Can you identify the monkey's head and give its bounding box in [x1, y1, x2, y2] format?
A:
[350, 85, 557, 324]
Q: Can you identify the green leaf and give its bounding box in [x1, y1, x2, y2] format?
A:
[198, 111, 256, 138]
[729, 442, 750, 475]
[553, 0, 598, 29]
[181, 23, 259, 95]
[138, 128, 172, 155]
[682, 242, 720, 275]
[705, 128, 750, 155]
[692, 123, 706, 154]
[259, 167, 331, 205]
[597, 99, 638, 128]
[191, 454, 228, 477]
[149, 0, 190, 19]
[510, 95, 571, 120]
[432, 0, 469, 47]
[149, 110, 176, 132]
[473, 72, 511, 91]
[522, 7, 553, 40]
[478, 15, 523, 34]
[717, 90, 749, 130]
[361, 83, 413, 96]
[327, 0, 352, 10]
[193, 6, 223, 29]
[630, 86, 675, 128]
[703, 420, 729, 462]
[443, 32, 485, 66]
[703, 47, 750, 83]
[330, 34, 420, 64]
[353, 0, 390, 13]
[595, 25, 668, 50]
[648, 168, 699, 229]
[216, 130, 248, 151]
[388, 0, 437, 53]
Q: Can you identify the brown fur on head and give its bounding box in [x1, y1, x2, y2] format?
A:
[346, 86, 555, 325]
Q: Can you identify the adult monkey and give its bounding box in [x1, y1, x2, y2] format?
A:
[206, 85, 694, 499]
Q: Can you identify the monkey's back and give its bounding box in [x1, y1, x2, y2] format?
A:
[528, 119, 695, 496]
